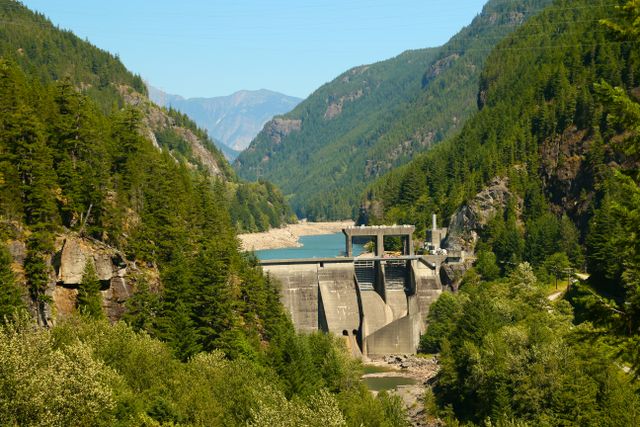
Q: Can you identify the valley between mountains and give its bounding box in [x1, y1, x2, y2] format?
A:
[1, 0, 639, 426]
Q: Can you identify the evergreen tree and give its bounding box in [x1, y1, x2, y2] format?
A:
[162, 299, 202, 361]
[601, 0, 640, 40]
[190, 239, 241, 354]
[24, 232, 53, 325]
[77, 260, 103, 319]
[542, 252, 572, 285]
[122, 278, 158, 333]
[50, 78, 108, 234]
[8, 105, 59, 231]
[474, 250, 500, 281]
[524, 212, 560, 266]
[398, 167, 422, 206]
[0, 244, 24, 322]
[587, 194, 626, 287]
[558, 214, 584, 268]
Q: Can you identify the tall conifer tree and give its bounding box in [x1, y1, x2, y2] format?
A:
[0, 245, 24, 322]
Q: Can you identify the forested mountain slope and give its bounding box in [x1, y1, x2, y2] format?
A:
[0, 0, 291, 341]
[0, 0, 299, 357]
[0, 0, 293, 232]
[0, 3, 408, 424]
[366, 0, 639, 257]
[235, 0, 554, 220]
[0, 58, 401, 423]
[366, 0, 640, 422]
[0, 0, 145, 110]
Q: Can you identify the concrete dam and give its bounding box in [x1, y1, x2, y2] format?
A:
[261, 225, 451, 357]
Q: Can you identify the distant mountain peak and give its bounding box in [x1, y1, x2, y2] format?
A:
[148, 86, 301, 154]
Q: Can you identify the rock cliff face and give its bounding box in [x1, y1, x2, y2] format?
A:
[444, 177, 516, 253]
[7, 240, 26, 266]
[57, 237, 125, 284]
[539, 126, 601, 230]
[422, 53, 460, 86]
[324, 90, 364, 120]
[6, 228, 160, 324]
[261, 118, 302, 145]
[424, 177, 519, 289]
[54, 235, 133, 322]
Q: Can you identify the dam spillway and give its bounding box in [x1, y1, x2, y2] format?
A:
[260, 225, 445, 357]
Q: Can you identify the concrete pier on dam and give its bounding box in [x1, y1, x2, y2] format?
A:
[260, 224, 458, 358]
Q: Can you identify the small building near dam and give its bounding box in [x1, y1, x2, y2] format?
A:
[260, 224, 461, 358]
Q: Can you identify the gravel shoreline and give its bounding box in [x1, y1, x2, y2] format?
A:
[238, 220, 354, 251]
[366, 355, 441, 427]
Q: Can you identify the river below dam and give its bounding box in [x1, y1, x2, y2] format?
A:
[255, 232, 365, 260]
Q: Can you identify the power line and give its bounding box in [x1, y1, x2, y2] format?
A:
[0, 16, 622, 44]
[0, 1, 624, 26]
[445, 39, 638, 55]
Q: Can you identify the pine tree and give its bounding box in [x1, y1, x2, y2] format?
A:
[524, 213, 560, 266]
[0, 244, 25, 323]
[559, 214, 584, 268]
[77, 260, 104, 319]
[123, 278, 158, 333]
[24, 232, 54, 325]
[601, 0, 640, 40]
[9, 105, 59, 231]
[190, 240, 239, 353]
[50, 79, 108, 233]
[398, 167, 422, 206]
[162, 299, 201, 361]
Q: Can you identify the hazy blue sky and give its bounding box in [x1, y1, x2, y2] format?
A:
[21, 0, 488, 98]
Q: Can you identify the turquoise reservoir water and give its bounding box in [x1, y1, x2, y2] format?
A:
[255, 233, 365, 260]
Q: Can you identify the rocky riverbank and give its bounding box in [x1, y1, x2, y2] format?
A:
[365, 355, 441, 427]
[237, 220, 354, 251]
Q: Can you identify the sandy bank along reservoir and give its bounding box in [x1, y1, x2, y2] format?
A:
[237, 220, 354, 251]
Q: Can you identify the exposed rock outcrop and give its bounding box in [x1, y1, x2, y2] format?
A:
[444, 177, 515, 253]
[172, 127, 222, 176]
[324, 89, 364, 119]
[423, 54, 460, 86]
[52, 286, 78, 319]
[340, 65, 370, 83]
[262, 117, 302, 144]
[539, 127, 595, 228]
[51, 234, 137, 321]
[1, 231, 160, 324]
[440, 262, 473, 291]
[7, 240, 26, 265]
[101, 276, 132, 321]
[57, 237, 89, 284]
[57, 236, 126, 285]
